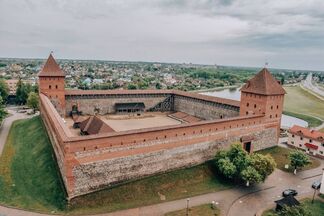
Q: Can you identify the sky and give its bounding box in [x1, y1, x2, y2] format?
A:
[0, 0, 324, 71]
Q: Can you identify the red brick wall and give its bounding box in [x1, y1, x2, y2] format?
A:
[39, 76, 66, 116]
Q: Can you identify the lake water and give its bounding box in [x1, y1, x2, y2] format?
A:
[200, 88, 308, 128]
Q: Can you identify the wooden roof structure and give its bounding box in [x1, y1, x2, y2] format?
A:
[80, 116, 114, 135]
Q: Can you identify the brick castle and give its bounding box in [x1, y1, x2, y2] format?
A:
[38, 54, 286, 199]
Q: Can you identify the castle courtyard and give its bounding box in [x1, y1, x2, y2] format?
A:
[65, 112, 183, 136]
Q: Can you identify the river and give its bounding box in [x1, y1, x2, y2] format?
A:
[200, 88, 308, 129]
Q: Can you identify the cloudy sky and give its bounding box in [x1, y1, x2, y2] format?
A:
[1, 0, 324, 70]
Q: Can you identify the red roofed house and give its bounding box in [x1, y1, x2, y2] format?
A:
[288, 125, 324, 159]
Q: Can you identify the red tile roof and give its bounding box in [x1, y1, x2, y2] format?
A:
[289, 125, 324, 142]
[240, 68, 286, 95]
[38, 54, 65, 77]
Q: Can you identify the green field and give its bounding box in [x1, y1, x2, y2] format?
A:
[0, 116, 232, 215]
[165, 203, 219, 216]
[262, 198, 324, 216]
[284, 86, 324, 126]
[257, 146, 320, 172]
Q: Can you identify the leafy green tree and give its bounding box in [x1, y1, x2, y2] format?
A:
[155, 82, 162, 89]
[16, 80, 32, 105]
[0, 79, 9, 102]
[227, 144, 250, 174]
[215, 144, 276, 185]
[0, 96, 7, 121]
[241, 166, 262, 186]
[278, 204, 312, 216]
[250, 154, 276, 181]
[27, 92, 39, 113]
[127, 83, 137, 90]
[217, 157, 237, 178]
[289, 150, 311, 174]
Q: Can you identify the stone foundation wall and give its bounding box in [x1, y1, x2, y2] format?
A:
[174, 95, 239, 120]
[70, 126, 276, 197]
[65, 94, 169, 115]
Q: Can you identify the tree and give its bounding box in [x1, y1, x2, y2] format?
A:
[240, 166, 262, 186]
[16, 79, 32, 105]
[217, 157, 237, 178]
[0, 79, 9, 102]
[155, 82, 162, 89]
[250, 154, 276, 181]
[127, 83, 137, 90]
[289, 150, 310, 174]
[278, 204, 312, 216]
[27, 92, 39, 113]
[0, 96, 7, 121]
[227, 143, 250, 174]
[215, 144, 276, 186]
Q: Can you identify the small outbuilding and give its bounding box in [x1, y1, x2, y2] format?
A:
[275, 195, 300, 211]
[79, 116, 115, 135]
[115, 102, 145, 113]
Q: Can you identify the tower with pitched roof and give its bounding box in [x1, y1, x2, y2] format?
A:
[240, 68, 286, 137]
[38, 53, 66, 116]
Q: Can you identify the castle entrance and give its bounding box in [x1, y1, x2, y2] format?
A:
[244, 142, 252, 153]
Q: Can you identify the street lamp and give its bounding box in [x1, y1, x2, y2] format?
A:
[186, 198, 190, 216]
[312, 187, 317, 204]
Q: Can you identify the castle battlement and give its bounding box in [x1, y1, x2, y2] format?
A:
[38, 54, 285, 198]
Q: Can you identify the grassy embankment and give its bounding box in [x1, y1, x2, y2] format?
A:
[0, 116, 232, 215]
[262, 198, 324, 216]
[165, 203, 219, 216]
[257, 146, 320, 172]
[283, 86, 324, 128]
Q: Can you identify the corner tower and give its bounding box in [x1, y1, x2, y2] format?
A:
[38, 54, 66, 116]
[240, 68, 286, 136]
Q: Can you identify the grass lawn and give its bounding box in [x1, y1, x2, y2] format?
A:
[283, 86, 324, 123]
[165, 204, 219, 216]
[0, 116, 233, 215]
[262, 198, 324, 216]
[319, 128, 324, 133]
[257, 146, 320, 172]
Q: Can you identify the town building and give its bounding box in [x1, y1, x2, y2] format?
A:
[38, 54, 286, 199]
[5, 79, 19, 95]
[288, 125, 324, 159]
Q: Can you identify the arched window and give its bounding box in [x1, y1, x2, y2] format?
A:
[49, 85, 51, 89]
[246, 103, 249, 107]
[56, 85, 58, 89]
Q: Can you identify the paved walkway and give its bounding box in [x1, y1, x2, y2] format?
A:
[0, 110, 323, 216]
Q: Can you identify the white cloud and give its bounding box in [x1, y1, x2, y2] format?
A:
[0, 0, 323, 70]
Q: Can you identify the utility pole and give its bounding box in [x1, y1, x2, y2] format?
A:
[186, 198, 190, 216]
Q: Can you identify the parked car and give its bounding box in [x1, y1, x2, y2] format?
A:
[282, 189, 298, 197]
[312, 180, 321, 190]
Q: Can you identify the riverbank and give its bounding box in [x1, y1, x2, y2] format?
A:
[283, 86, 324, 128]
[190, 85, 241, 93]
